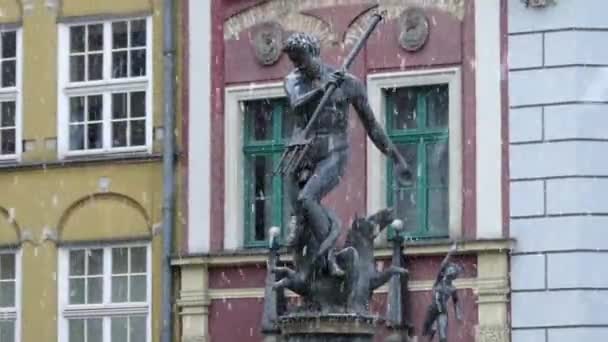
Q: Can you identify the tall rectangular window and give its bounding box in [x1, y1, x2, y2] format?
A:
[58, 18, 151, 157]
[59, 245, 150, 342]
[0, 252, 20, 342]
[386, 84, 449, 238]
[242, 98, 295, 247]
[0, 29, 20, 160]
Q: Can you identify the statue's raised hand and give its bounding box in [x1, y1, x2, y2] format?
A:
[326, 69, 345, 89]
[394, 159, 413, 186]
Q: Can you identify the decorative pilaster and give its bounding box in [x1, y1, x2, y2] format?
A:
[177, 265, 211, 342]
[475, 252, 510, 342]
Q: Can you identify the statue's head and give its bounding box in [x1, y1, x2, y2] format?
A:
[443, 263, 463, 281]
[283, 32, 321, 70]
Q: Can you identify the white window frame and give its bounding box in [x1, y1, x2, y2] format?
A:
[57, 243, 152, 342]
[366, 67, 463, 241]
[0, 28, 22, 162]
[0, 249, 21, 342]
[224, 82, 285, 250]
[57, 17, 153, 159]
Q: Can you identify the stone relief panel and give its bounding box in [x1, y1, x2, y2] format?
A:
[225, 0, 465, 47]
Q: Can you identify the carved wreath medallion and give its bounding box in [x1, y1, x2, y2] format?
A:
[398, 7, 430, 52]
[251, 21, 284, 66]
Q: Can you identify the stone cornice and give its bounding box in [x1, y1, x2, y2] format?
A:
[171, 238, 514, 267]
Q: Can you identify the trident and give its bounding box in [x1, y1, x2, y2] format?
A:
[274, 11, 385, 176]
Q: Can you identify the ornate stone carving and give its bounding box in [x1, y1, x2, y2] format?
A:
[226, 0, 466, 44]
[398, 7, 429, 52]
[251, 22, 284, 66]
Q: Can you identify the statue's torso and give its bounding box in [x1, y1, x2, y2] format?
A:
[288, 66, 350, 136]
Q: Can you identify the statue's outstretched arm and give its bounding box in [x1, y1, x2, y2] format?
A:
[439, 243, 458, 271]
[349, 78, 399, 159]
[349, 77, 411, 183]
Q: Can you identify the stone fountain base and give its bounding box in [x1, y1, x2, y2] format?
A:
[278, 313, 378, 342]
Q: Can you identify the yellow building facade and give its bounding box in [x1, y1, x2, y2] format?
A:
[0, 1, 184, 341]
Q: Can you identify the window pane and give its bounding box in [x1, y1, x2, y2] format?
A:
[68, 319, 85, 342]
[1, 31, 16, 58]
[130, 91, 146, 117]
[0, 320, 14, 342]
[0, 254, 15, 279]
[427, 142, 448, 187]
[112, 248, 128, 274]
[70, 97, 85, 123]
[389, 88, 417, 131]
[131, 120, 146, 146]
[69, 124, 85, 150]
[70, 55, 85, 82]
[88, 95, 103, 121]
[130, 49, 146, 77]
[130, 316, 147, 342]
[1, 60, 15, 87]
[428, 188, 448, 235]
[112, 93, 127, 118]
[69, 278, 85, 304]
[87, 249, 103, 275]
[130, 247, 146, 273]
[112, 51, 128, 78]
[281, 102, 296, 139]
[112, 275, 128, 302]
[249, 155, 274, 242]
[87, 318, 103, 342]
[112, 121, 127, 147]
[69, 250, 85, 275]
[70, 26, 85, 53]
[131, 20, 147, 47]
[88, 53, 103, 80]
[394, 187, 418, 234]
[392, 144, 418, 234]
[87, 277, 102, 303]
[0, 130, 15, 154]
[282, 179, 294, 231]
[112, 21, 128, 49]
[87, 123, 102, 149]
[111, 317, 128, 342]
[246, 100, 273, 141]
[130, 275, 146, 302]
[1, 101, 15, 127]
[426, 84, 449, 128]
[88, 24, 103, 51]
[0, 282, 14, 307]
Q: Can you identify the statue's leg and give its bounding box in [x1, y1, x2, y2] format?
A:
[284, 174, 304, 247]
[422, 305, 439, 337]
[272, 266, 296, 278]
[272, 271, 309, 297]
[297, 150, 347, 275]
[370, 266, 409, 291]
[438, 313, 448, 342]
[319, 210, 343, 276]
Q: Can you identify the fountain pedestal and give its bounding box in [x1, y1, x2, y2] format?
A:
[278, 314, 378, 342]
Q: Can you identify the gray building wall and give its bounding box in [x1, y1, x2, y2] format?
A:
[508, 0, 608, 341]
